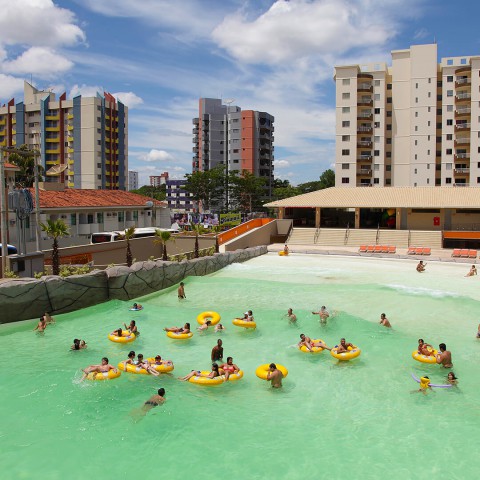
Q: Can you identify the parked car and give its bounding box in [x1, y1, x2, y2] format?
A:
[0, 244, 17, 255]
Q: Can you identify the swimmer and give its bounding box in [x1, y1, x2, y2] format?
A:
[164, 323, 190, 334]
[417, 338, 435, 356]
[436, 343, 453, 369]
[286, 308, 297, 323]
[312, 306, 330, 324]
[34, 316, 47, 333]
[414, 375, 433, 395]
[266, 363, 283, 388]
[298, 333, 330, 352]
[135, 354, 160, 376]
[178, 363, 220, 381]
[477, 324, 480, 339]
[80, 357, 116, 381]
[214, 323, 226, 332]
[111, 328, 123, 337]
[379, 313, 391, 328]
[335, 338, 354, 354]
[121, 351, 136, 369]
[131, 303, 142, 310]
[71, 338, 87, 350]
[197, 320, 212, 331]
[150, 355, 173, 367]
[124, 320, 139, 336]
[178, 282, 186, 299]
[465, 265, 477, 277]
[211, 339, 223, 362]
[447, 372, 458, 385]
[416, 260, 426, 273]
[242, 310, 254, 322]
[219, 357, 240, 381]
[142, 388, 166, 412]
[283, 244, 289, 254]
[43, 312, 55, 324]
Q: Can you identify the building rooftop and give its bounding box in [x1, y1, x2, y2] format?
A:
[264, 187, 480, 209]
[29, 188, 166, 210]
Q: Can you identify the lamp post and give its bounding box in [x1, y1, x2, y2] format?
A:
[0, 148, 7, 277]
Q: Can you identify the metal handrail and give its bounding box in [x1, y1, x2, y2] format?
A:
[375, 224, 380, 245]
[344, 223, 350, 245]
[314, 227, 320, 243]
[408, 230, 411, 247]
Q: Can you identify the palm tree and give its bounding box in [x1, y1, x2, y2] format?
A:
[189, 222, 206, 258]
[119, 226, 136, 267]
[39, 219, 69, 275]
[154, 229, 174, 261]
[8, 144, 44, 187]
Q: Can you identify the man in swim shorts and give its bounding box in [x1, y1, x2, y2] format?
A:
[142, 388, 166, 412]
[287, 308, 297, 323]
[33, 316, 47, 333]
[379, 313, 391, 328]
[436, 343, 453, 368]
[219, 357, 240, 381]
[416, 261, 426, 273]
[178, 282, 186, 299]
[43, 312, 55, 324]
[335, 338, 354, 354]
[211, 339, 223, 362]
[80, 357, 116, 381]
[312, 306, 329, 324]
[164, 323, 190, 334]
[267, 363, 283, 388]
[298, 334, 329, 351]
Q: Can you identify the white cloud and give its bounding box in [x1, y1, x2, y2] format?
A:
[0, 74, 23, 98]
[414, 28, 429, 40]
[113, 91, 144, 109]
[275, 160, 290, 168]
[139, 149, 175, 162]
[69, 84, 101, 98]
[0, 0, 85, 47]
[2, 47, 73, 79]
[212, 0, 420, 65]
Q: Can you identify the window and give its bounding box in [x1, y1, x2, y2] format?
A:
[428, 107, 431, 113]
[427, 164, 430, 169]
[387, 111, 392, 117]
[70, 214, 76, 226]
[446, 177, 452, 183]
[387, 84, 392, 90]
[437, 108, 442, 115]
[446, 149, 452, 155]
[386, 165, 391, 171]
[374, 178, 379, 184]
[446, 163, 452, 170]
[414, 168, 417, 174]
[342, 135, 350, 141]
[428, 92, 431, 98]
[374, 164, 379, 171]
[428, 135, 431, 141]
[386, 152, 392, 158]
[118, 211, 124, 222]
[342, 121, 350, 127]
[374, 94, 380, 101]
[427, 150, 430, 155]
[342, 93, 350, 100]
[87, 214, 94, 224]
[447, 59, 453, 66]
[446, 134, 452, 140]
[342, 177, 349, 184]
[416, 83, 419, 89]
[342, 107, 350, 113]
[374, 122, 380, 128]
[97, 174, 101, 180]
[428, 78, 431, 84]
[386, 138, 392, 144]
[461, 58, 467, 65]
[374, 108, 380, 114]
[415, 140, 418, 146]
[447, 90, 453, 97]
[374, 80, 380, 86]
[97, 213, 104, 224]
[447, 119, 453, 126]
[342, 79, 350, 85]
[447, 75, 453, 82]
[415, 126, 418, 131]
[97, 162, 102, 168]
[374, 136, 380, 142]
[415, 97, 418, 103]
[133, 211, 139, 221]
[342, 149, 350, 155]
[97, 116, 101, 122]
[415, 112, 418, 118]
[427, 178, 430, 184]
[386, 124, 392, 131]
[386, 178, 391, 185]
[415, 154, 417, 160]
[97, 140, 101, 145]
[374, 150, 380, 156]
[428, 121, 431, 127]
[342, 163, 349, 169]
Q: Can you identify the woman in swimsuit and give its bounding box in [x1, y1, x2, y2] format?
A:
[121, 351, 136, 369]
[219, 357, 240, 381]
[136, 354, 160, 376]
[142, 388, 166, 413]
[151, 355, 173, 366]
[447, 372, 458, 386]
[179, 363, 220, 381]
[71, 339, 87, 350]
[124, 320, 139, 337]
[164, 323, 191, 334]
[111, 328, 123, 337]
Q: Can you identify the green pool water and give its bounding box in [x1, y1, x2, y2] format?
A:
[2, 253, 480, 479]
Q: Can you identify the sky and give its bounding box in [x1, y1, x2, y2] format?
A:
[1, 0, 480, 186]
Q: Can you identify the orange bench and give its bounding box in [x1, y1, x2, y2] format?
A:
[359, 245, 367, 253]
[469, 250, 477, 258]
[452, 249, 461, 257]
[460, 249, 470, 258]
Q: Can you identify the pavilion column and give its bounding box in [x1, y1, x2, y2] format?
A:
[354, 208, 360, 229]
[315, 207, 321, 228]
[278, 207, 285, 219]
[396, 208, 401, 230]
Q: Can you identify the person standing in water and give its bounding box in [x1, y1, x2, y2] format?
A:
[267, 363, 284, 388]
[286, 308, 297, 323]
[379, 313, 391, 328]
[178, 282, 186, 299]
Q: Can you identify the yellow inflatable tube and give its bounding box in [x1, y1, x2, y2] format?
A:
[412, 349, 438, 364]
[330, 345, 361, 361]
[278, 251, 288, 256]
[87, 369, 121, 381]
[118, 360, 174, 374]
[108, 330, 136, 343]
[232, 318, 257, 329]
[299, 339, 325, 354]
[166, 331, 193, 340]
[147, 358, 174, 373]
[188, 370, 244, 385]
[197, 311, 221, 326]
[255, 364, 288, 380]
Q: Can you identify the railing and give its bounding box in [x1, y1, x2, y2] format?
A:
[450, 223, 480, 231]
[454, 168, 469, 174]
[454, 182, 469, 186]
[456, 93, 471, 100]
[408, 230, 411, 247]
[455, 153, 470, 159]
[456, 77, 470, 85]
[455, 138, 470, 144]
[357, 169, 371, 175]
[357, 141, 372, 147]
[455, 108, 471, 115]
[314, 227, 320, 243]
[455, 123, 471, 129]
[375, 224, 380, 245]
[344, 224, 350, 245]
[357, 126, 373, 132]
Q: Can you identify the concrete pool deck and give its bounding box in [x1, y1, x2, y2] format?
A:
[268, 244, 477, 264]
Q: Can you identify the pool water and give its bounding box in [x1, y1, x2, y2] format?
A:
[2, 253, 479, 479]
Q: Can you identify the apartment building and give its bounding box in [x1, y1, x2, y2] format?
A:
[192, 98, 275, 197]
[0, 81, 128, 190]
[128, 171, 139, 190]
[334, 43, 480, 188]
[150, 172, 169, 187]
[166, 179, 193, 212]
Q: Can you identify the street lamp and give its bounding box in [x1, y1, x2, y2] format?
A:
[0, 148, 8, 277]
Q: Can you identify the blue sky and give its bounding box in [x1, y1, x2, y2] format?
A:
[1, 0, 480, 186]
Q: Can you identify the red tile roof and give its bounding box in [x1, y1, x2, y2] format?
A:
[4, 163, 20, 170]
[29, 188, 166, 209]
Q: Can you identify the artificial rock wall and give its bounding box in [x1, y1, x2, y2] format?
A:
[0, 246, 267, 324]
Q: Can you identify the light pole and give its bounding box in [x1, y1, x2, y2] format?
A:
[224, 98, 235, 213]
[0, 148, 8, 277]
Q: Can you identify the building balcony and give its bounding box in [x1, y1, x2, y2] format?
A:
[454, 182, 469, 187]
[358, 182, 372, 187]
[193, 147, 199, 153]
[454, 168, 470, 175]
[46, 126, 59, 132]
[45, 138, 59, 143]
[454, 153, 470, 160]
[455, 77, 471, 88]
[357, 83, 373, 92]
[357, 141, 372, 147]
[193, 118, 199, 125]
[455, 123, 471, 132]
[67, 136, 74, 142]
[45, 115, 59, 121]
[357, 99, 373, 107]
[455, 107, 471, 117]
[357, 114, 373, 121]
[455, 92, 471, 102]
[455, 137, 470, 145]
[0, 119, 5, 126]
[357, 126, 373, 133]
[67, 113, 74, 120]
[68, 159, 74, 165]
[357, 155, 372, 162]
[67, 148, 74, 154]
[67, 125, 74, 131]
[356, 168, 372, 175]
[193, 127, 199, 134]
[46, 149, 60, 154]
[12, 118, 16, 124]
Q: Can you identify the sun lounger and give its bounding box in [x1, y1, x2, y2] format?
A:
[381, 245, 389, 253]
[468, 250, 477, 258]
[374, 246, 383, 253]
[421, 247, 431, 255]
[452, 249, 461, 257]
[359, 245, 367, 253]
[407, 247, 416, 255]
[460, 249, 470, 258]
[388, 246, 396, 254]
[367, 245, 375, 253]
[414, 248, 423, 255]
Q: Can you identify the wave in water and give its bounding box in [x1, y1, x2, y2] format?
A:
[384, 284, 460, 298]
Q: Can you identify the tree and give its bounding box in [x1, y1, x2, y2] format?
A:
[183, 165, 225, 212]
[119, 226, 136, 267]
[229, 170, 267, 213]
[272, 184, 301, 200]
[319, 168, 335, 189]
[154, 229, 174, 261]
[39, 219, 69, 276]
[131, 185, 166, 201]
[189, 222, 207, 258]
[8, 144, 44, 187]
[297, 181, 321, 194]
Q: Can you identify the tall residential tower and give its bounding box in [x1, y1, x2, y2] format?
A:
[334, 44, 480, 188]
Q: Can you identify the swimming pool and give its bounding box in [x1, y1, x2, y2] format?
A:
[1, 253, 479, 479]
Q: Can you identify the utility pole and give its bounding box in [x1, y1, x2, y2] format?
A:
[0, 148, 7, 277]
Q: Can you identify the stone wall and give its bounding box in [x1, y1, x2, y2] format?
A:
[0, 246, 267, 324]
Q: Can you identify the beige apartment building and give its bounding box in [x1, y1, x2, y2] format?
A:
[0, 82, 128, 190]
[334, 43, 480, 188]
